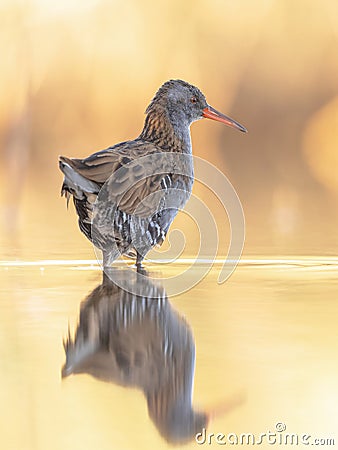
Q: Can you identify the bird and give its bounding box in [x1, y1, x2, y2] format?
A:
[62, 269, 208, 444]
[62, 268, 245, 443]
[59, 79, 247, 270]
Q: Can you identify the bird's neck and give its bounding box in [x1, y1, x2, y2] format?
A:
[139, 108, 192, 153]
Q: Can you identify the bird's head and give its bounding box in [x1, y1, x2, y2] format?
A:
[146, 79, 247, 133]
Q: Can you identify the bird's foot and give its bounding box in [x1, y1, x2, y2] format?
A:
[136, 263, 148, 276]
[135, 251, 147, 275]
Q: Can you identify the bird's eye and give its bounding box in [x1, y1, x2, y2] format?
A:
[190, 97, 198, 104]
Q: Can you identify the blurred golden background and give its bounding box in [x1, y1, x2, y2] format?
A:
[1, 4, 338, 449]
[1, 0, 338, 260]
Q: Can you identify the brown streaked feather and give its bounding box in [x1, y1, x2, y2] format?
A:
[61, 141, 151, 184]
[61, 140, 184, 217]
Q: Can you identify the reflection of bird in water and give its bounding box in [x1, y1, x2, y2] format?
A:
[62, 270, 207, 444]
[59, 79, 246, 269]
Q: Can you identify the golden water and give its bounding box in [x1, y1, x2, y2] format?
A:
[1, 258, 337, 449]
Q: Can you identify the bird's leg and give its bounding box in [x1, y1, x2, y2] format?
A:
[102, 250, 111, 270]
[136, 251, 147, 274]
[136, 251, 143, 269]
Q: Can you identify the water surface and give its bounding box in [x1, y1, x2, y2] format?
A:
[1, 258, 337, 449]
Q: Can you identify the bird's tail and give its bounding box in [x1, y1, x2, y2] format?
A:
[59, 156, 99, 200]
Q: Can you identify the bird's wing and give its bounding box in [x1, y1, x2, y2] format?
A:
[60, 140, 184, 217]
[60, 141, 136, 185]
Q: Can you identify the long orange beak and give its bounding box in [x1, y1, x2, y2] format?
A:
[203, 106, 247, 133]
